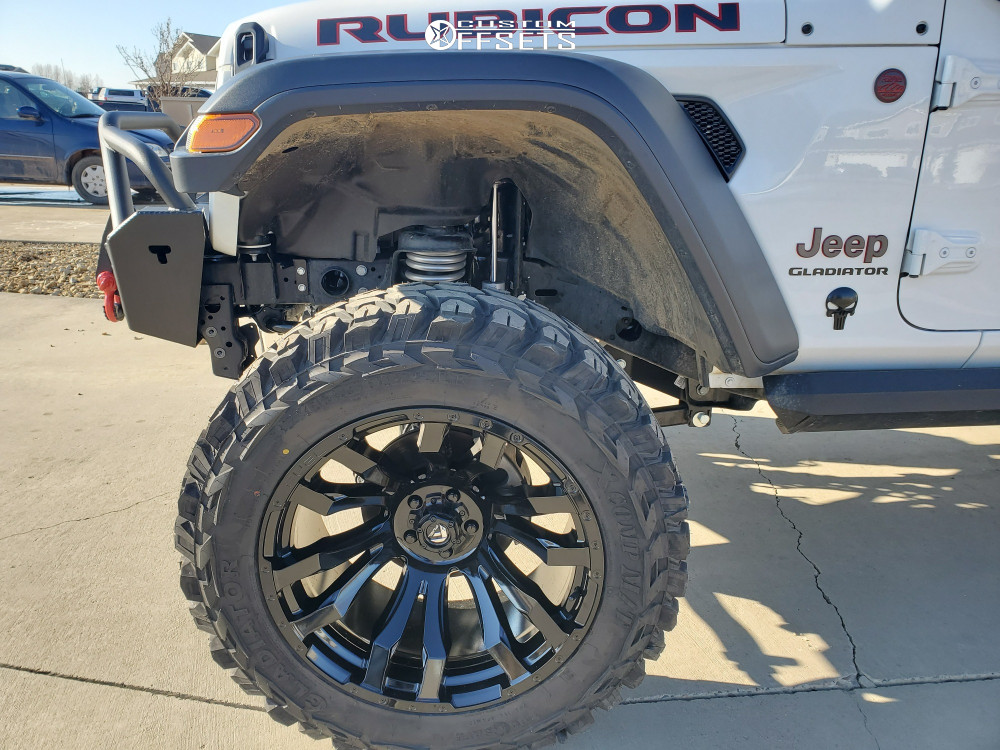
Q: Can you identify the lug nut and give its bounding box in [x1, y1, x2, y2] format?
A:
[464, 520, 479, 534]
[446, 489, 460, 502]
[404, 530, 417, 543]
[408, 495, 423, 509]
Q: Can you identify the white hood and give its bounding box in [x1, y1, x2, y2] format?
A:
[216, 0, 785, 85]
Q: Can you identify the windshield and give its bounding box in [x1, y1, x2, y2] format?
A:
[19, 77, 106, 118]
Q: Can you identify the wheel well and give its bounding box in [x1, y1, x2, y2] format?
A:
[235, 110, 721, 375]
[175, 51, 797, 377]
[65, 149, 100, 184]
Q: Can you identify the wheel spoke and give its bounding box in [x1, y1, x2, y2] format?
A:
[272, 555, 325, 593]
[483, 545, 571, 621]
[330, 445, 377, 475]
[290, 480, 386, 516]
[271, 521, 390, 591]
[492, 519, 591, 567]
[417, 422, 449, 453]
[361, 568, 425, 692]
[495, 486, 574, 517]
[290, 549, 390, 637]
[465, 569, 528, 682]
[330, 444, 389, 485]
[481, 554, 568, 648]
[478, 433, 507, 469]
[503, 447, 535, 487]
[417, 574, 449, 701]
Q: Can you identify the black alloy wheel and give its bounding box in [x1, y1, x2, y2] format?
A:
[259, 408, 604, 711]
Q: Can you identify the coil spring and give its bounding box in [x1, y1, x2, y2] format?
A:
[403, 248, 467, 282]
[399, 228, 470, 282]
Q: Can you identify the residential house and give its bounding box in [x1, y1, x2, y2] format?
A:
[130, 31, 221, 94]
[170, 32, 221, 92]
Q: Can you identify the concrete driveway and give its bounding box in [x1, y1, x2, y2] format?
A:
[0, 292, 997, 749]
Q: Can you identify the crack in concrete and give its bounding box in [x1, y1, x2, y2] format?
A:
[622, 672, 1000, 705]
[729, 416, 868, 685]
[5, 658, 998, 716]
[0, 662, 266, 712]
[0, 493, 169, 544]
[853, 692, 883, 750]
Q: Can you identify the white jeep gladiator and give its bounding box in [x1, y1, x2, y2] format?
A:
[96, 1, 999, 747]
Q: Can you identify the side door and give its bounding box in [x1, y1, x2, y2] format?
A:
[0, 80, 56, 182]
[899, 2, 1000, 331]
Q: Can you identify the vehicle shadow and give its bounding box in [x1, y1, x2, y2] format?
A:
[635, 411, 999, 697]
[565, 412, 1000, 747]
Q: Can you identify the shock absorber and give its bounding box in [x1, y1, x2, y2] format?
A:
[399, 227, 471, 282]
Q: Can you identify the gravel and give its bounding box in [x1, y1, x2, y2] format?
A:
[0, 240, 102, 299]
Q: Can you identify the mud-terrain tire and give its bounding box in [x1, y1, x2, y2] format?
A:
[175, 283, 688, 749]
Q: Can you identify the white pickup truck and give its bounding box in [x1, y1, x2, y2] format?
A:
[95, 1, 999, 747]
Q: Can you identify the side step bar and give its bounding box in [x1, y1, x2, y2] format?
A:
[765, 369, 1000, 433]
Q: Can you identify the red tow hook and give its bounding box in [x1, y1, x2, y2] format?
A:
[96, 271, 124, 322]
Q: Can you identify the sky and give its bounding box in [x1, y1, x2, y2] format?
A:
[0, 0, 286, 86]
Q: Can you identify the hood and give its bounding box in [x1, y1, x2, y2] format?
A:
[133, 128, 174, 149]
[68, 116, 173, 149]
[216, 0, 785, 84]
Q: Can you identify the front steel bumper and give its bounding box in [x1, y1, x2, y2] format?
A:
[98, 111, 206, 347]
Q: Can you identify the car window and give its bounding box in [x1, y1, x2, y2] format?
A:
[20, 78, 105, 117]
[110, 89, 137, 97]
[0, 82, 35, 119]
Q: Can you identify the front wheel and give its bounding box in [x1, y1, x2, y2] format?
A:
[176, 284, 688, 748]
[70, 155, 108, 204]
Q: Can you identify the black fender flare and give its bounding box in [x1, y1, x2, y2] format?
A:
[172, 52, 798, 377]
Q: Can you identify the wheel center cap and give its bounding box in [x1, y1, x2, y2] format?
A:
[393, 484, 485, 564]
[424, 521, 450, 546]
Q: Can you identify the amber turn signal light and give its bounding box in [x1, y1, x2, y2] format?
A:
[187, 113, 260, 153]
